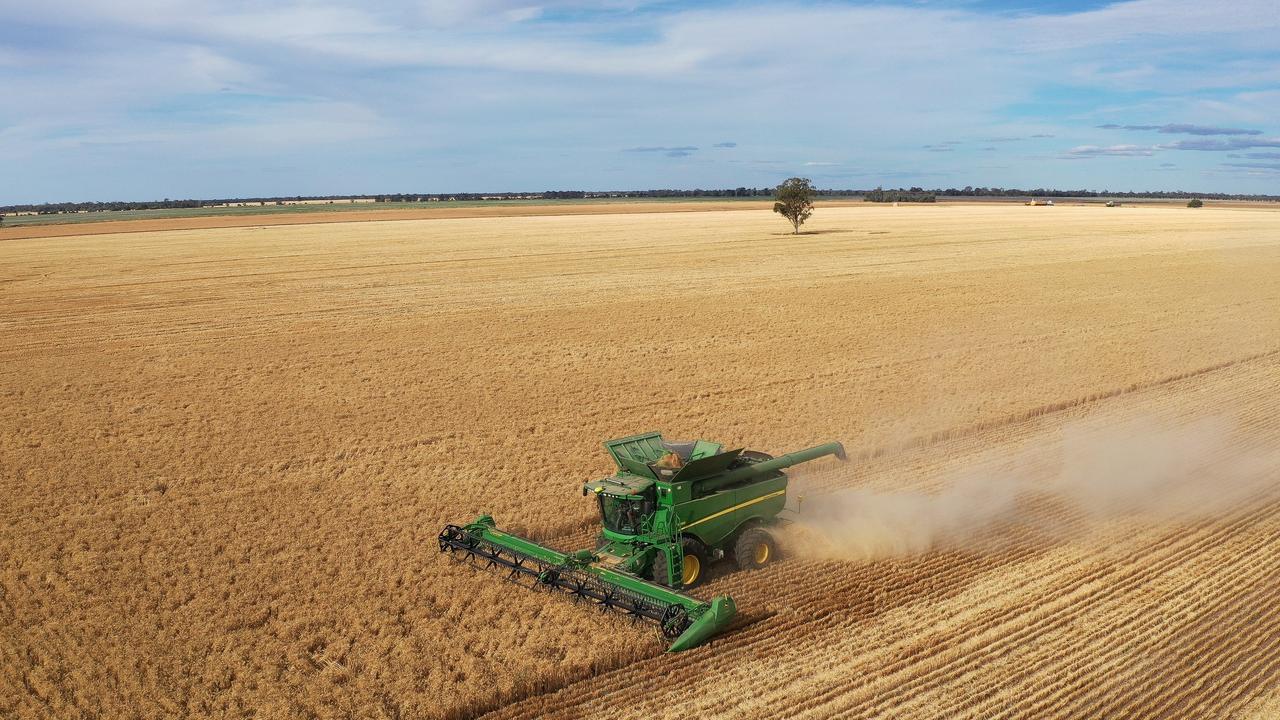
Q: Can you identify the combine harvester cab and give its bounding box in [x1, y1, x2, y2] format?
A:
[439, 432, 845, 651]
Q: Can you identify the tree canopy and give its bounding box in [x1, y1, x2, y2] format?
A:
[773, 177, 815, 234]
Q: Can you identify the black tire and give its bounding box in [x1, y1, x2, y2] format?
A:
[651, 546, 676, 588]
[734, 527, 778, 571]
[679, 537, 710, 590]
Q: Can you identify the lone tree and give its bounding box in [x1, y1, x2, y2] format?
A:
[1187, 198, 1203, 208]
[773, 177, 814, 234]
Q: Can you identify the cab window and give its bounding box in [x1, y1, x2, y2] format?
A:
[598, 491, 654, 535]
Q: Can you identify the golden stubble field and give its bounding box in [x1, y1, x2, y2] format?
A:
[2, 203, 1279, 719]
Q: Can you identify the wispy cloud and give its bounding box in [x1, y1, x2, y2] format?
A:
[1064, 144, 1156, 158]
[1098, 123, 1263, 135]
[1158, 137, 1280, 151]
[713, 141, 737, 148]
[624, 145, 698, 157]
[1222, 162, 1280, 172]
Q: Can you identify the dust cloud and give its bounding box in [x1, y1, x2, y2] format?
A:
[783, 417, 1275, 562]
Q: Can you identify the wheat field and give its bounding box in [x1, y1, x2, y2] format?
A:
[2, 203, 1279, 718]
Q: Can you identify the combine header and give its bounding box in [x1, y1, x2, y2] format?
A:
[439, 433, 846, 651]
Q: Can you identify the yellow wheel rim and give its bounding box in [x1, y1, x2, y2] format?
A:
[754, 542, 770, 565]
[682, 554, 701, 585]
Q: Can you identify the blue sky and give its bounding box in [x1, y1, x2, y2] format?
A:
[2, 0, 1279, 203]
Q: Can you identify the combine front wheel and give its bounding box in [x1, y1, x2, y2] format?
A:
[734, 527, 777, 571]
[680, 538, 708, 590]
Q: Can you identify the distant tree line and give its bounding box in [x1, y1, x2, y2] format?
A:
[864, 187, 937, 203]
[866, 186, 1277, 201]
[928, 186, 1276, 200]
[0, 189, 777, 214]
[3, 186, 1276, 215]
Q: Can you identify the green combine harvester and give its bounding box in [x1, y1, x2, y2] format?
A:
[439, 432, 846, 652]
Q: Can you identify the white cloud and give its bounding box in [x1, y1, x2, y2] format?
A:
[1010, 0, 1280, 50]
[1158, 137, 1280, 151]
[1065, 145, 1158, 158]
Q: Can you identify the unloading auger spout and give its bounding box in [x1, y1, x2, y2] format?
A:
[439, 433, 846, 651]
